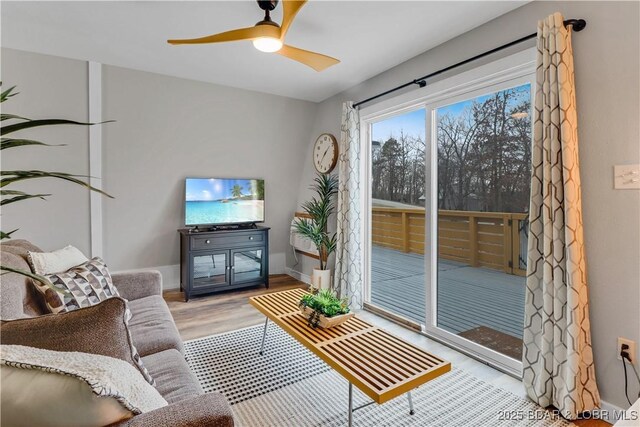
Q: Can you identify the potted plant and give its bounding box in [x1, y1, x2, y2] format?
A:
[293, 173, 338, 290]
[0, 83, 112, 287]
[299, 288, 353, 329]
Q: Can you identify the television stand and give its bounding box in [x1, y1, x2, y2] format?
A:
[178, 226, 269, 301]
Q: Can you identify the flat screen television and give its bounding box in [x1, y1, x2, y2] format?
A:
[185, 178, 265, 226]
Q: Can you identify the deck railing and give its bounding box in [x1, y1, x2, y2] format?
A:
[371, 207, 528, 276]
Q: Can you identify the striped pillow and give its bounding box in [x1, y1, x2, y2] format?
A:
[32, 257, 120, 314]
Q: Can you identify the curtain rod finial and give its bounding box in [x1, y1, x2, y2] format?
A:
[564, 19, 586, 32]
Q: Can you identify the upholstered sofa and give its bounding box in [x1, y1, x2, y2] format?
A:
[0, 240, 234, 427]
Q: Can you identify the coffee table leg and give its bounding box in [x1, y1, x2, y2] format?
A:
[407, 391, 415, 415]
[348, 382, 353, 427]
[259, 317, 269, 355]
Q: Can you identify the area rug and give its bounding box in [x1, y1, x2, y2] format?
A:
[185, 324, 574, 426]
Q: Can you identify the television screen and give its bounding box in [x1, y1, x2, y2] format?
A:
[185, 178, 265, 226]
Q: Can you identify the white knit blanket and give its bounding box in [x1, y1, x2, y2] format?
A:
[0, 345, 167, 414]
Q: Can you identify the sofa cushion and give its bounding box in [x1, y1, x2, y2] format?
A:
[0, 240, 48, 318]
[27, 245, 89, 275]
[141, 349, 203, 404]
[128, 295, 184, 357]
[32, 257, 120, 314]
[1, 345, 168, 427]
[0, 297, 154, 385]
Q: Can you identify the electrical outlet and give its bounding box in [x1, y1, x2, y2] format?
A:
[617, 337, 636, 364]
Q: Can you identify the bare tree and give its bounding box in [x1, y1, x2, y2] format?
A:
[371, 84, 531, 214]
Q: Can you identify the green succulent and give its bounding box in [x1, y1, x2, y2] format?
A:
[299, 287, 349, 328]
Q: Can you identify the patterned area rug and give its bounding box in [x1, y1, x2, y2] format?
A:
[185, 324, 574, 427]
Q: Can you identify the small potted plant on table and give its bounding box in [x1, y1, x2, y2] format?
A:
[299, 288, 353, 329]
[293, 173, 338, 290]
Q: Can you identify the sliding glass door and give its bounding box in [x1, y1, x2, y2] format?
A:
[367, 108, 427, 325]
[362, 54, 535, 374]
[433, 83, 531, 362]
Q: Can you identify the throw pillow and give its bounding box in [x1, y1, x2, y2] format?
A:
[31, 257, 119, 314]
[1, 345, 167, 427]
[0, 297, 155, 385]
[27, 245, 89, 275]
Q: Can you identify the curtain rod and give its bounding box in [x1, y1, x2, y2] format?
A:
[353, 19, 587, 109]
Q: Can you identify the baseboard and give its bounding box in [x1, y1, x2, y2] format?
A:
[284, 267, 311, 285]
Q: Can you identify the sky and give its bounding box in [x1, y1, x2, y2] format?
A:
[186, 178, 257, 201]
[371, 83, 530, 144]
[372, 108, 425, 142]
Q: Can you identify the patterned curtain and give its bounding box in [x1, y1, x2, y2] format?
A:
[333, 102, 362, 308]
[522, 13, 600, 419]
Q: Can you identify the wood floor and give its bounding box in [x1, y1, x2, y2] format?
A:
[164, 274, 307, 341]
[164, 275, 609, 427]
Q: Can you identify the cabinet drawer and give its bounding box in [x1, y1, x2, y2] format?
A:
[191, 232, 263, 250]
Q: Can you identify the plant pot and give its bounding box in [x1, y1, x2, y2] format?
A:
[301, 306, 355, 329]
[311, 268, 331, 290]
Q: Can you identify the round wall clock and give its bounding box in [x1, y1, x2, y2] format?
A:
[313, 133, 338, 174]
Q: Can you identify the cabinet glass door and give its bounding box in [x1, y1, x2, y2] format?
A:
[192, 251, 228, 288]
[232, 248, 264, 283]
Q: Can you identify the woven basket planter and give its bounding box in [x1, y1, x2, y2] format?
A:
[301, 306, 354, 329]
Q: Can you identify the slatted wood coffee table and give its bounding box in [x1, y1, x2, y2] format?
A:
[249, 288, 451, 426]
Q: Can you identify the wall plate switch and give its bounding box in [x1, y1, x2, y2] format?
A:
[618, 337, 636, 364]
[614, 164, 640, 189]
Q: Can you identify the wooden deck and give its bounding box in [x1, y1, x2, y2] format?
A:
[370, 246, 525, 341]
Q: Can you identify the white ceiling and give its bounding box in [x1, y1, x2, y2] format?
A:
[1, 1, 527, 102]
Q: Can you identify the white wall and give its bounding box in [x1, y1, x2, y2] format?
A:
[292, 0, 639, 412]
[1, 48, 317, 287]
[1, 49, 91, 255]
[101, 65, 316, 278]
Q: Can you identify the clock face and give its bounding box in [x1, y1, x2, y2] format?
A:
[313, 133, 338, 174]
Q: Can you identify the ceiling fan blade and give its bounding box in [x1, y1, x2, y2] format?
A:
[168, 25, 278, 45]
[277, 44, 340, 72]
[280, 0, 307, 39]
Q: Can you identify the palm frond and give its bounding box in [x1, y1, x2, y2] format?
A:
[1, 138, 63, 150]
[0, 170, 113, 198]
[0, 265, 69, 295]
[0, 85, 18, 103]
[0, 229, 18, 240]
[1, 119, 114, 136]
[1, 114, 30, 122]
[295, 173, 339, 271]
[1, 189, 50, 206]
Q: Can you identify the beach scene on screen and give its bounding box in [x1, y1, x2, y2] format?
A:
[185, 178, 265, 225]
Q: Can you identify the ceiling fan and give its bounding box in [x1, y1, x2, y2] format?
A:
[167, 0, 340, 72]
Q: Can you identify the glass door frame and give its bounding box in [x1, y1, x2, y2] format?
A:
[360, 48, 536, 377]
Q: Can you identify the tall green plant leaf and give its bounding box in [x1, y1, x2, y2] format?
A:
[1, 114, 30, 122]
[1, 170, 113, 198]
[0, 229, 18, 240]
[295, 173, 339, 271]
[1, 119, 113, 135]
[0, 82, 114, 291]
[0, 85, 18, 103]
[0, 265, 69, 295]
[1, 138, 62, 150]
[1, 190, 50, 206]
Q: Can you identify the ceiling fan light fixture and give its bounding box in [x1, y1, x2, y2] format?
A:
[252, 36, 283, 53]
